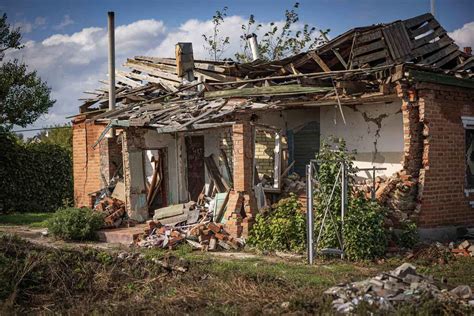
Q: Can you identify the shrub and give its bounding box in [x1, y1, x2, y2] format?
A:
[398, 220, 419, 248]
[314, 137, 388, 260]
[248, 194, 306, 252]
[47, 208, 103, 241]
[0, 132, 73, 213]
[343, 193, 387, 260]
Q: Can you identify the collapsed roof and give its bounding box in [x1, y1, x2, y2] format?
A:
[79, 13, 474, 133]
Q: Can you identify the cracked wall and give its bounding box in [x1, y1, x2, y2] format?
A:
[320, 101, 404, 178]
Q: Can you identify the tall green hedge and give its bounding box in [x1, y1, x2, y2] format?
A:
[0, 133, 73, 213]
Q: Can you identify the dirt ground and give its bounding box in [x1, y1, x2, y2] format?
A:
[0, 226, 473, 315]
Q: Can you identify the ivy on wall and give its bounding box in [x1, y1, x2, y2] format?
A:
[0, 133, 73, 213]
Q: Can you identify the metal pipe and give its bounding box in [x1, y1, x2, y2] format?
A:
[431, 0, 436, 18]
[246, 33, 260, 61]
[340, 162, 347, 259]
[108, 11, 116, 111]
[306, 163, 314, 265]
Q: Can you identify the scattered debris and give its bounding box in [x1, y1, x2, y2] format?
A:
[94, 196, 126, 228]
[357, 170, 417, 225]
[451, 239, 474, 257]
[324, 263, 474, 313]
[137, 220, 243, 251]
[281, 172, 306, 195]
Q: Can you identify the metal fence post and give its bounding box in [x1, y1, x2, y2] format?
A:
[340, 162, 347, 259]
[306, 163, 314, 265]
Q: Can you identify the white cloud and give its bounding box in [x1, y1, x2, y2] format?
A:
[4, 15, 316, 134]
[13, 16, 47, 33]
[53, 15, 74, 30]
[448, 22, 474, 50]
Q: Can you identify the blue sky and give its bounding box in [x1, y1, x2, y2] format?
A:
[1, 0, 473, 133]
[4, 0, 473, 42]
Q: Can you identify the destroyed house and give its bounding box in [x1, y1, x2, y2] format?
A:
[73, 13, 474, 238]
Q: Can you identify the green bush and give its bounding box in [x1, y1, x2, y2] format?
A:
[343, 193, 387, 260]
[397, 220, 419, 248]
[47, 208, 104, 241]
[248, 194, 306, 252]
[314, 137, 387, 260]
[0, 132, 72, 213]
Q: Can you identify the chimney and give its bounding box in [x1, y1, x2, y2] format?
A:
[464, 47, 472, 56]
[175, 42, 194, 82]
[246, 33, 260, 61]
[107, 12, 116, 111]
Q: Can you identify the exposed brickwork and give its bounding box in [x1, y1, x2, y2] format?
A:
[223, 122, 258, 237]
[72, 116, 107, 208]
[414, 83, 474, 227]
[255, 129, 275, 178]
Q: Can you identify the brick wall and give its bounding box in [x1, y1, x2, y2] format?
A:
[72, 116, 107, 208]
[255, 129, 275, 178]
[414, 83, 474, 227]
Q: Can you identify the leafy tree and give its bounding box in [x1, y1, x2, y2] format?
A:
[35, 125, 72, 152]
[0, 13, 55, 132]
[202, 7, 230, 61]
[202, 3, 329, 62]
[236, 3, 330, 61]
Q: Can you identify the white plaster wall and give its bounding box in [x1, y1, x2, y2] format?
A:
[320, 101, 404, 178]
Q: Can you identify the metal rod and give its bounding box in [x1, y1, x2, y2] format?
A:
[340, 162, 347, 259]
[306, 163, 314, 265]
[108, 11, 116, 112]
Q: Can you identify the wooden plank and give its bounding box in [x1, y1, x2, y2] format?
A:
[357, 30, 382, 44]
[409, 19, 440, 38]
[308, 51, 331, 72]
[353, 49, 389, 66]
[292, 53, 314, 68]
[452, 56, 474, 71]
[186, 136, 205, 201]
[413, 27, 446, 48]
[383, 22, 412, 61]
[432, 50, 461, 68]
[421, 44, 459, 65]
[135, 56, 227, 73]
[407, 69, 474, 89]
[204, 84, 333, 99]
[411, 36, 452, 57]
[194, 69, 237, 82]
[116, 72, 142, 88]
[124, 60, 181, 82]
[404, 13, 433, 29]
[353, 40, 385, 56]
[123, 71, 178, 92]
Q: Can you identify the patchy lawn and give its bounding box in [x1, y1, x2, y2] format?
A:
[0, 234, 472, 315]
[0, 212, 52, 228]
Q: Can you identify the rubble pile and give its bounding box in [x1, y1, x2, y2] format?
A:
[325, 263, 474, 313]
[358, 170, 418, 225]
[451, 239, 474, 257]
[406, 242, 453, 264]
[282, 172, 306, 194]
[94, 197, 126, 228]
[137, 220, 244, 251]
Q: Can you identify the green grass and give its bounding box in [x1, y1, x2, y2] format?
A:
[0, 212, 53, 228]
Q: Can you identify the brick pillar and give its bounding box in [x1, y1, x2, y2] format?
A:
[224, 122, 257, 237]
[72, 116, 107, 208]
